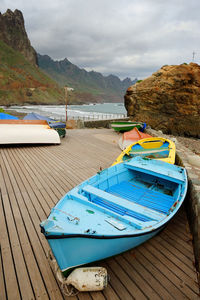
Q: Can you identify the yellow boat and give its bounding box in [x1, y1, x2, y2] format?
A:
[112, 137, 176, 166]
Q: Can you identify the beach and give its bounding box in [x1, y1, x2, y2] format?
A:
[4, 106, 200, 156]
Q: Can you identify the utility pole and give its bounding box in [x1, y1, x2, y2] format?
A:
[192, 51, 196, 61]
[64, 86, 68, 128]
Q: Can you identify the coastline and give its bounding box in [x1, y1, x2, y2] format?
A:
[3, 107, 200, 155]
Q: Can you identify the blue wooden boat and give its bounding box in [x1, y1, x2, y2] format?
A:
[40, 157, 187, 276]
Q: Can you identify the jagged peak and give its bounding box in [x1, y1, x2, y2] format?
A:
[0, 8, 37, 65]
[2, 8, 23, 19]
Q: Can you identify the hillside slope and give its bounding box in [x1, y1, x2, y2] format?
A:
[0, 40, 64, 105]
[38, 54, 137, 103]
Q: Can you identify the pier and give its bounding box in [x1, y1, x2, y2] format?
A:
[0, 128, 199, 299]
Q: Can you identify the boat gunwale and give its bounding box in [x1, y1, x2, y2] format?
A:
[113, 136, 176, 165]
[40, 223, 166, 240]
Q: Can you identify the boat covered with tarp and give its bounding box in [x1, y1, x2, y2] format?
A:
[24, 112, 66, 137]
[0, 112, 19, 120]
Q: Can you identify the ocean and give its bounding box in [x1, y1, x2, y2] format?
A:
[5, 103, 127, 121]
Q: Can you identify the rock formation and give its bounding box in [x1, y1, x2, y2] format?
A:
[124, 63, 200, 137]
[0, 9, 37, 65]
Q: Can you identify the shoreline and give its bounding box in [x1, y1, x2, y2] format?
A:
[3, 107, 200, 155]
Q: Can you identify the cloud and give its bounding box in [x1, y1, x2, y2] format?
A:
[1, 0, 200, 79]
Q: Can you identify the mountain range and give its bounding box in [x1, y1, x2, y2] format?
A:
[37, 54, 137, 103]
[0, 9, 137, 105]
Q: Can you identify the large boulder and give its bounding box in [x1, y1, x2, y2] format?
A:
[124, 63, 200, 137]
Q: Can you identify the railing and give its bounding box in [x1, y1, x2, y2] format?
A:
[60, 113, 127, 121]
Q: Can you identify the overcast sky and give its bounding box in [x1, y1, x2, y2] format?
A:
[1, 0, 200, 79]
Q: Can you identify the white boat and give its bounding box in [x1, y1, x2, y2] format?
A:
[0, 120, 60, 145]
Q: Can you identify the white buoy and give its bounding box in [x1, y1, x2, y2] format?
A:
[66, 267, 108, 292]
[48, 250, 108, 294]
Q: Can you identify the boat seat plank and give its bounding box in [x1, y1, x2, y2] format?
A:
[71, 190, 155, 230]
[81, 184, 165, 221]
[125, 159, 185, 184]
[129, 147, 169, 155]
[107, 181, 174, 214]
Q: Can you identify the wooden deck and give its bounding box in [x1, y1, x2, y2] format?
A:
[0, 128, 199, 300]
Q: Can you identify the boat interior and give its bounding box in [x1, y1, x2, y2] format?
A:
[123, 140, 170, 160]
[76, 161, 184, 230]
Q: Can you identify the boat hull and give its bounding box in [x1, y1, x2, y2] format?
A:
[118, 128, 152, 150]
[48, 228, 161, 276]
[111, 122, 145, 133]
[113, 137, 176, 165]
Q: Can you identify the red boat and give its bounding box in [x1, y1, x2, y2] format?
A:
[118, 127, 152, 150]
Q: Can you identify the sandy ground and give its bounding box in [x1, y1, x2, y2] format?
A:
[167, 135, 200, 156]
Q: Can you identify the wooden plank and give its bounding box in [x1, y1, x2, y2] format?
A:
[102, 284, 121, 300]
[154, 234, 197, 275]
[0, 184, 21, 299]
[10, 147, 57, 210]
[149, 235, 198, 283]
[0, 129, 199, 299]
[135, 249, 189, 299]
[106, 258, 147, 299]
[164, 226, 194, 253]
[0, 245, 7, 300]
[115, 255, 161, 299]
[0, 152, 50, 299]
[90, 291, 106, 300]
[123, 251, 174, 299]
[146, 239, 199, 295]
[139, 241, 199, 298]
[102, 262, 134, 300]
[1, 149, 63, 299]
[160, 230, 194, 259]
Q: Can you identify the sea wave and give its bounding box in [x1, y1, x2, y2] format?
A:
[2, 103, 127, 121]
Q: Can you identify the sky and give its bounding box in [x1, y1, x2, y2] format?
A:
[1, 0, 200, 80]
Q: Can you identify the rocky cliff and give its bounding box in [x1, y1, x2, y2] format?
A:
[0, 9, 37, 65]
[125, 63, 200, 137]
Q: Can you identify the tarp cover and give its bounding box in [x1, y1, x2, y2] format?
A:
[24, 112, 65, 128]
[0, 112, 19, 120]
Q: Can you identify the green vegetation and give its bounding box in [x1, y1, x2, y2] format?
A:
[0, 40, 64, 105]
[137, 80, 143, 83]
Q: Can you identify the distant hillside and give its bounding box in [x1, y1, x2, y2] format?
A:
[0, 40, 64, 105]
[37, 54, 137, 103]
[0, 8, 138, 105]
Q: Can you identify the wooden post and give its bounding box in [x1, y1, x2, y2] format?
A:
[64, 86, 68, 128]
